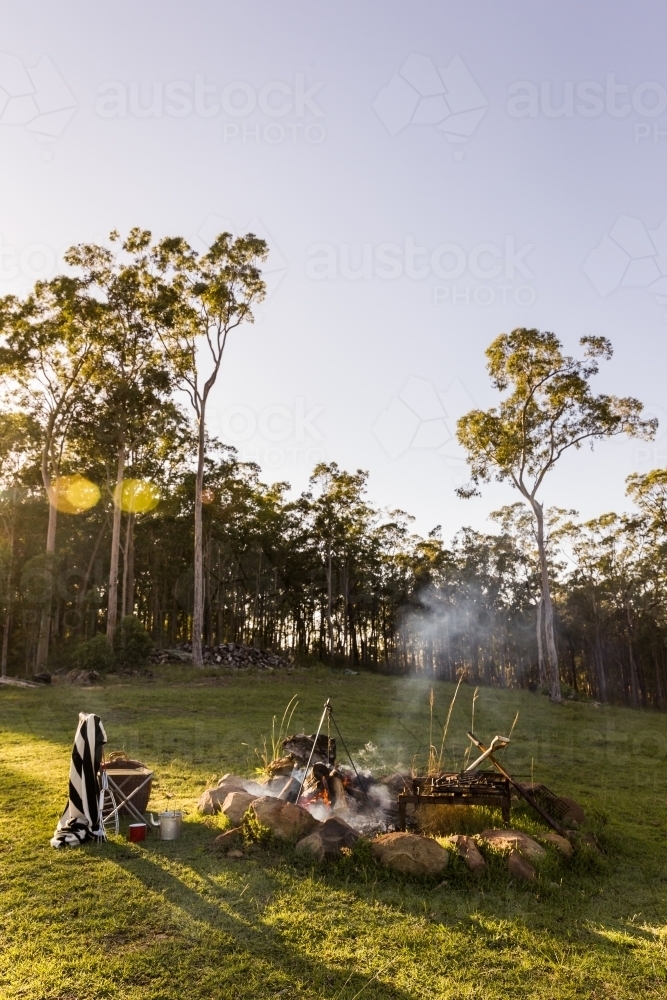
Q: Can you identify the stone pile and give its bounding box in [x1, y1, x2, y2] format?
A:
[199, 734, 590, 879]
[208, 784, 585, 880]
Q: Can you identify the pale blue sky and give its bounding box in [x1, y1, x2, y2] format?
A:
[3, 1, 667, 537]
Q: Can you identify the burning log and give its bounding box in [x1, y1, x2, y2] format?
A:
[328, 774, 348, 811]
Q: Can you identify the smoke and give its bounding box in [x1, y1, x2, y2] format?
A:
[401, 583, 537, 688]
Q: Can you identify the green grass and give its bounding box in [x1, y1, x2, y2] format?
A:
[1, 666, 666, 999]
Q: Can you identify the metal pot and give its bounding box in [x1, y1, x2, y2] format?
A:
[149, 810, 183, 840]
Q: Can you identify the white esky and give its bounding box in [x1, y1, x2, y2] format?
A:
[2, 1, 667, 541]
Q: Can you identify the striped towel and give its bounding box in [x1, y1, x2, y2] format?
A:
[51, 713, 107, 848]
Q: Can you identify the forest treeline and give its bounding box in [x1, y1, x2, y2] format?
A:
[4, 429, 667, 710]
[1, 228, 666, 710]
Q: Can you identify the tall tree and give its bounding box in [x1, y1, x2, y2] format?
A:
[143, 230, 267, 667]
[64, 235, 173, 642]
[456, 328, 655, 702]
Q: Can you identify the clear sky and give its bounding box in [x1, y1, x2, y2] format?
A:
[3, 1, 667, 538]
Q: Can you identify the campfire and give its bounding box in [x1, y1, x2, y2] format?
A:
[264, 731, 402, 834]
[200, 704, 593, 879]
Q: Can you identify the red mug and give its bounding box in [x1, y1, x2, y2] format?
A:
[128, 823, 147, 842]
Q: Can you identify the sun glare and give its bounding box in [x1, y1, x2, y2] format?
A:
[53, 475, 101, 514]
[114, 478, 160, 514]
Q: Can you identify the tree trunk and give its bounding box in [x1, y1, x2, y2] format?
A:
[1, 520, 14, 677]
[653, 648, 664, 710]
[342, 563, 349, 657]
[192, 403, 206, 667]
[536, 594, 547, 688]
[531, 498, 561, 703]
[35, 484, 57, 671]
[122, 511, 135, 617]
[325, 539, 334, 658]
[106, 441, 125, 643]
[592, 600, 607, 702]
[625, 599, 640, 708]
[568, 637, 578, 691]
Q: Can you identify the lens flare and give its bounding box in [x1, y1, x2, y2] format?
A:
[114, 478, 160, 514]
[201, 488, 215, 505]
[53, 475, 101, 514]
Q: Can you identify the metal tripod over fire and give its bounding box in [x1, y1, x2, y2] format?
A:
[295, 698, 376, 817]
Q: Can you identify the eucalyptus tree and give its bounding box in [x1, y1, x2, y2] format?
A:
[0, 278, 101, 669]
[456, 328, 656, 702]
[492, 502, 576, 689]
[140, 230, 268, 667]
[64, 234, 174, 642]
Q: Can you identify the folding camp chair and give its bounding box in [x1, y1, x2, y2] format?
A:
[98, 757, 154, 837]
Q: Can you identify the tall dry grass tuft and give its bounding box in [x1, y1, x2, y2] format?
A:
[423, 672, 466, 777]
[461, 685, 479, 770]
[255, 694, 299, 776]
[437, 671, 465, 773]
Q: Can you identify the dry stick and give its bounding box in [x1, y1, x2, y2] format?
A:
[496, 709, 521, 765]
[466, 731, 566, 836]
[272, 694, 298, 763]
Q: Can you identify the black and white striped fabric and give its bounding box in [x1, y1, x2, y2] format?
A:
[51, 712, 107, 848]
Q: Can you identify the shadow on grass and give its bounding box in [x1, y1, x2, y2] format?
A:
[104, 834, 414, 1000]
[106, 820, 661, 989]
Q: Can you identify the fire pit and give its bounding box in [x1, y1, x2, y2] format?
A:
[398, 772, 512, 830]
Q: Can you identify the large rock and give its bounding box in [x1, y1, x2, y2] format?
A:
[507, 849, 535, 881]
[221, 791, 258, 827]
[249, 796, 320, 840]
[371, 832, 449, 877]
[538, 832, 573, 858]
[449, 834, 485, 874]
[480, 829, 546, 864]
[560, 797, 586, 827]
[213, 826, 243, 851]
[198, 774, 248, 814]
[296, 817, 359, 862]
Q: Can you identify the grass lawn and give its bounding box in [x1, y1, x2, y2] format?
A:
[1, 666, 666, 1000]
